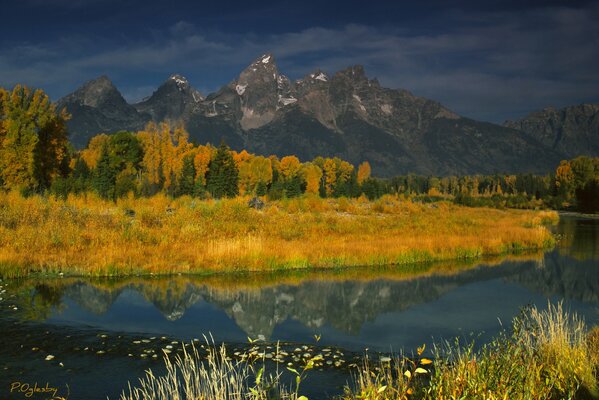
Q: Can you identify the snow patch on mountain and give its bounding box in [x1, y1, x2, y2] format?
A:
[353, 94, 367, 112]
[381, 104, 392, 115]
[315, 73, 328, 82]
[278, 96, 297, 106]
[262, 55, 271, 64]
[170, 75, 188, 91]
[236, 84, 247, 96]
[192, 91, 203, 103]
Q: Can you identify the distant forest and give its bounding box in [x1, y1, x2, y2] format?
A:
[1, 85, 598, 212]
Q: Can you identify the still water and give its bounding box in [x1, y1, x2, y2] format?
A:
[0, 215, 597, 399]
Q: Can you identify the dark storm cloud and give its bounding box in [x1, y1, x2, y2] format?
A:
[0, 1, 597, 122]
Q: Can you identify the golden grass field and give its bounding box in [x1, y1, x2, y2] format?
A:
[0, 191, 558, 278]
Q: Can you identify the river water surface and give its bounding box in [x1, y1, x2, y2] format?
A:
[0, 215, 597, 399]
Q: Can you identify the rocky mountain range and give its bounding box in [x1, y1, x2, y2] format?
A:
[504, 104, 599, 159]
[56, 53, 597, 176]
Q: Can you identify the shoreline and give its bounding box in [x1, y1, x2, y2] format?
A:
[558, 210, 599, 219]
[3, 250, 545, 283]
[0, 193, 558, 279]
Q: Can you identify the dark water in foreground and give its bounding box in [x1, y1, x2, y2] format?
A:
[0, 215, 597, 399]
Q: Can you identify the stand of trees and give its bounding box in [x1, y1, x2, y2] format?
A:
[0, 85, 70, 194]
[1, 85, 598, 213]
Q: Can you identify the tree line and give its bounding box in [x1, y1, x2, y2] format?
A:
[1, 85, 597, 212]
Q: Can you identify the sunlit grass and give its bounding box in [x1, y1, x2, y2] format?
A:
[119, 339, 295, 400]
[343, 303, 599, 400]
[0, 192, 557, 278]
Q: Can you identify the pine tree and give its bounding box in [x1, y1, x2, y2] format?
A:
[285, 175, 302, 198]
[206, 141, 239, 198]
[256, 181, 268, 196]
[93, 145, 116, 200]
[177, 155, 196, 196]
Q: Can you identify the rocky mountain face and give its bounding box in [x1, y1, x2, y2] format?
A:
[57, 54, 570, 176]
[504, 104, 599, 159]
[134, 74, 204, 124]
[56, 76, 149, 147]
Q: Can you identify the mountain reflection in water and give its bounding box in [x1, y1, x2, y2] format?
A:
[8, 229, 599, 351]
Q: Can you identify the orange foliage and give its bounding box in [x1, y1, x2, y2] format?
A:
[80, 134, 110, 169]
[279, 155, 301, 180]
[302, 163, 323, 194]
[357, 161, 371, 184]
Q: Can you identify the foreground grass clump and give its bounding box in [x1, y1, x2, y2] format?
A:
[0, 191, 557, 277]
[343, 303, 599, 400]
[120, 341, 295, 400]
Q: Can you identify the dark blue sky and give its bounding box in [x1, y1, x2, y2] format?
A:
[1, 0, 598, 122]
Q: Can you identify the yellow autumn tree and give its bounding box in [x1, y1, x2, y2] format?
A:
[0, 85, 70, 190]
[233, 150, 252, 169]
[137, 122, 194, 193]
[137, 122, 163, 187]
[323, 158, 337, 196]
[357, 161, 371, 184]
[161, 124, 194, 192]
[302, 162, 323, 194]
[335, 158, 354, 184]
[194, 144, 215, 186]
[279, 155, 301, 180]
[555, 160, 574, 196]
[80, 134, 110, 169]
[239, 155, 272, 194]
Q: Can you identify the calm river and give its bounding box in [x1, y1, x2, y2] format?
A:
[0, 215, 597, 399]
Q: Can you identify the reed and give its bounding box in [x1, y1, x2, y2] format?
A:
[342, 303, 599, 400]
[119, 339, 294, 400]
[0, 192, 557, 278]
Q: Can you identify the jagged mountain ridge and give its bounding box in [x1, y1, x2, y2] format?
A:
[56, 75, 150, 147]
[57, 54, 567, 176]
[504, 104, 599, 159]
[134, 74, 204, 123]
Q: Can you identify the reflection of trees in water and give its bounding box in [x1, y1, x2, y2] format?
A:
[10, 284, 65, 321]
[556, 217, 599, 261]
[507, 252, 599, 303]
[7, 217, 598, 335]
[10, 257, 592, 338]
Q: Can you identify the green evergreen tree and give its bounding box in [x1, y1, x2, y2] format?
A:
[177, 155, 196, 197]
[206, 141, 238, 198]
[109, 131, 143, 170]
[284, 175, 302, 198]
[114, 172, 137, 198]
[256, 181, 268, 196]
[93, 145, 116, 200]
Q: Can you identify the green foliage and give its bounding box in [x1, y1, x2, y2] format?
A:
[177, 154, 196, 197]
[93, 145, 117, 200]
[206, 141, 239, 199]
[256, 181, 268, 196]
[114, 171, 137, 198]
[0, 85, 69, 192]
[362, 178, 387, 200]
[284, 175, 303, 198]
[108, 131, 143, 170]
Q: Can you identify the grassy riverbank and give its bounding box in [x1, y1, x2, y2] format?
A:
[0, 191, 557, 278]
[343, 303, 599, 400]
[119, 304, 598, 400]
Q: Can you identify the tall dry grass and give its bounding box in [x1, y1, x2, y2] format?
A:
[343, 303, 599, 400]
[0, 192, 557, 277]
[119, 339, 294, 400]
